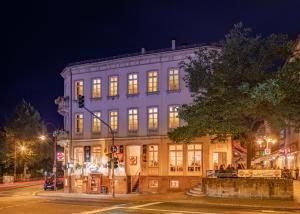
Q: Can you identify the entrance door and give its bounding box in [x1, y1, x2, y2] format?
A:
[126, 146, 141, 193]
[126, 145, 141, 176]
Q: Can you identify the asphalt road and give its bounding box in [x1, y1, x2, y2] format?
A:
[0, 185, 300, 214]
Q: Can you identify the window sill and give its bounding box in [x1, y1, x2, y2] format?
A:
[127, 93, 139, 98]
[90, 97, 102, 101]
[146, 91, 160, 96]
[167, 89, 181, 94]
[107, 95, 119, 100]
[147, 129, 159, 135]
[128, 130, 138, 136]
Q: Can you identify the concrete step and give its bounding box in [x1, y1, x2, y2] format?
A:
[192, 187, 202, 191]
[186, 191, 205, 197]
[189, 189, 203, 195]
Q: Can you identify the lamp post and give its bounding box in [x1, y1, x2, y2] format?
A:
[39, 122, 58, 191]
[13, 144, 27, 182]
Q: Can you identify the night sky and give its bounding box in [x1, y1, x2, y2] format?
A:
[1, 1, 300, 129]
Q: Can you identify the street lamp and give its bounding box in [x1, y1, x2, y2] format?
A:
[39, 122, 59, 191]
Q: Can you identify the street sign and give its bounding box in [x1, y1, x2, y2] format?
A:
[111, 145, 117, 153]
[264, 148, 271, 155]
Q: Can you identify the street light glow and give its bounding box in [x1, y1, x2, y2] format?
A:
[20, 146, 26, 151]
[39, 135, 46, 141]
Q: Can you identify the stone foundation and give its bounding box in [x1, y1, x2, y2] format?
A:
[202, 178, 293, 200]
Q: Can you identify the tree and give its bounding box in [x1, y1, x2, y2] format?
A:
[0, 100, 53, 177]
[168, 23, 300, 168]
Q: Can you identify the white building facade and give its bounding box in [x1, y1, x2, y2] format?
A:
[57, 43, 232, 194]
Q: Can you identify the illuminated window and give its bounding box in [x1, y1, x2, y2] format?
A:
[148, 145, 158, 167]
[147, 71, 158, 93]
[75, 80, 84, 100]
[169, 106, 179, 129]
[169, 145, 183, 172]
[213, 152, 227, 169]
[92, 112, 101, 133]
[170, 180, 179, 188]
[187, 144, 202, 172]
[92, 78, 101, 98]
[128, 108, 138, 131]
[74, 147, 84, 165]
[148, 107, 158, 130]
[91, 147, 101, 165]
[168, 68, 179, 91]
[149, 180, 159, 188]
[109, 76, 118, 97]
[109, 111, 118, 131]
[75, 113, 84, 134]
[128, 73, 138, 95]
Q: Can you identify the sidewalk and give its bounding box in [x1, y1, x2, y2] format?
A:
[0, 180, 43, 190]
[36, 183, 300, 210]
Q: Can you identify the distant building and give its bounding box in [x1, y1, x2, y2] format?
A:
[56, 41, 232, 194]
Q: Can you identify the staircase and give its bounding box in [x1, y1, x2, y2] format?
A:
[186, 184, 205, 197]
[131, 177, 139, 193]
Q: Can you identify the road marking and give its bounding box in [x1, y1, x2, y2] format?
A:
[129, 207, 217, 214]
[72, 206, 120, 214]
[129, 201, 163, 208]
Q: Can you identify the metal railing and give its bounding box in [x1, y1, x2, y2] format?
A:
[67, 43, 212, 67]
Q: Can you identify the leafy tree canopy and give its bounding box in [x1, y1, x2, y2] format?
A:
[169, 23, 300, 152]
[0, 100, 53, 176]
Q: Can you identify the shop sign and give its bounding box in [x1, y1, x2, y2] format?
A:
[57, 152, 64, 161]
[84, 146, 91, 162]
[238, 170, 281, 178]
[129, 156, 137, 165]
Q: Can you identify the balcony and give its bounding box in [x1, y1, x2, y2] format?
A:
[55, 96, 69, 116]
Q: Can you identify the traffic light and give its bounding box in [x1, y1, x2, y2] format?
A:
[113, 157, 118, 169]
[78, 95, 85, 108]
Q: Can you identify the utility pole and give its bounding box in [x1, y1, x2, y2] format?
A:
[53, 133, 57, 191]
[77, 95, 116, 198]
[14, 142, 17, 181]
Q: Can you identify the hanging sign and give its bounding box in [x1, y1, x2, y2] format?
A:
[57, 152, 64, 161]
[84, 146, 91, 162]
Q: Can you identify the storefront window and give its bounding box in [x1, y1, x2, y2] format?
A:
[187, 144, 202, 172]
[148, 145, 158, 167]
[74, 147, 84, 165]
[169, 145, 183, 172]
[213, 152, 227, 169]
[91, 147, 101, 165]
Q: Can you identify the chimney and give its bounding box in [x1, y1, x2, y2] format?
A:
[171, 39, 176, 50]
[141, 48, 146, 54]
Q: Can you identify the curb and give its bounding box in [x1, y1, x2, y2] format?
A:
[34, 192, 300, 210]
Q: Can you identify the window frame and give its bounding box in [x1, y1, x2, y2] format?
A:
[187, 144, 202, 173]
[168, 105, 180, 130]
[91, 111, 102, 134]
[169, 144, 184, 173]
[108, 75, 119, 98]
[74, 80, 84, 100]
[74, 112, 84, 135]
[167, 68, 180, 92]
[147, 106, 159, 131]
[127, 73, 139, 96]
[127, 107, 139, 132]
[148, 145, 159, 167]
[108, 110, 119, 133]
[147, 70, 159, 94]
[91, 78, 102, 99]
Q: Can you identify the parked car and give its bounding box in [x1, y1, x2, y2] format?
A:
[43, 176, 64, 190]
